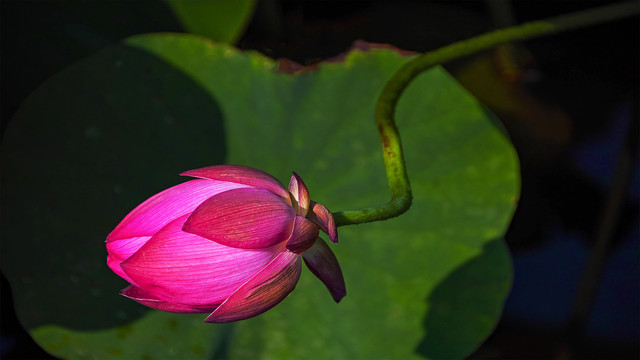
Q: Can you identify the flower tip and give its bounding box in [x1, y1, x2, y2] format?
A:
[180, 221, 191, 233]
[332, 289, 346, 303]
[119, 285, 138, 298]
[203, 312, 229, 324]
[105, 229, 119, 243]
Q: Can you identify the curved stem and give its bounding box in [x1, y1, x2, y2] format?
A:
[333, 1, 638, 226]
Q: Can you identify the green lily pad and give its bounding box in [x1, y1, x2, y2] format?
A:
[32, 312, 229, 359]
[166, 0, 256, 43]
[1, 34, 518, 359]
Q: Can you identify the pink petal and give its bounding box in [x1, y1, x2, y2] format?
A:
[308, 201, 338, 244]
[106, 236, 151, 285]
[302, 237, 346, 303]
[107, 179, 249, 242]
[286, 216, 319, 254]
[205, 251, 301, 323]
[121, 285, 216, 314]
[288, 172, 310, 216]
[121, 214, 281, 307]
[181, 165, 290, 200]
[183, 188, 296, 249]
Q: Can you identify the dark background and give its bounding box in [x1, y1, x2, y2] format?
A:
[2, 1, 638, 359]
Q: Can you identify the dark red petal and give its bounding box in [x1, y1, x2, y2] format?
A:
[183, 188, 296, 249]
[205, 251, 301, 323]
[302, 237, 346, 303]
[286, 216, 319, 254]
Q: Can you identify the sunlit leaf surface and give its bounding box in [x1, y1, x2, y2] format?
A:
[1, 34, 518, 359]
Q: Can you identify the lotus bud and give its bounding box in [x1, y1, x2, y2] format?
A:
[106, 165, 345, 323]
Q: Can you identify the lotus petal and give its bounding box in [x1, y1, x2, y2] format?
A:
[121, 214, 281, 306]
[302, 237, 346, 303]
[286, 216, 319, 254]
[308, 201, 338, 244]
[106, 235, 151, 285]
[288, 172, 310, 216]
[205, 251, 301, 323]
[181, 165, 290, 200]
[121, 285, 216, 314]
[107, 179, 248, 241]
[183, 188, 296, 249]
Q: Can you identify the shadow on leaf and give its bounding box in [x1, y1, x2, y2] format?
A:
[416, 238, 512, 359]
[1, 43, 227, 330]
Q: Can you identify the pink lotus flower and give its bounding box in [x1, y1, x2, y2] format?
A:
[106, 165, 345, 323]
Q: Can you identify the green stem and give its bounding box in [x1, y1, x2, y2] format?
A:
[333, 1, 638, 227]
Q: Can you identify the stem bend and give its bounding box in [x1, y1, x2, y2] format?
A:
[333, 2, 638, 227]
